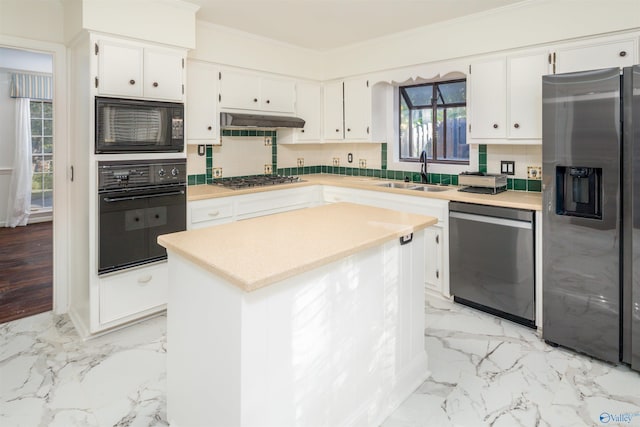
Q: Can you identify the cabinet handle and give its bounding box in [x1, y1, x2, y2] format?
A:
[336, 129, 340, 132]
[435, 235, 439, 244]
[493, 123, 499, 129]
[347, 128, 351, 132]
[129, 79, 136, 85]
[620, 51, 627, 57]
[514, 123, 520, 129]
[301, 129, 305, 133]
[137, 275, 152, 284]
[435, 269, 439, 279]
[367, 126, 370, 134]
[253, 98, 258, 103]
[208, 210, 220, 217]
[153, 82, 159, 87]
[266, 99, 270, 104]
[207, 126, 212, 131]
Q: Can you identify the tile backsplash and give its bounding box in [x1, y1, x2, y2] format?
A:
[188, 134, 542, 192]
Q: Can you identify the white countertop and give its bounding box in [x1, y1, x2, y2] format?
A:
[158, 202, 437, 291]
[187, 174, 542, 211]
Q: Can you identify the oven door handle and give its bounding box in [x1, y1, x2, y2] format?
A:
[102, 190, 185, 203]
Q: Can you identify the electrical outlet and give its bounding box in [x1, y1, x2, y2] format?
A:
[264, 136, 272, 146]
[527, 166, 542, 180]
[264, 164, 273, 174]
[297, 158, 304, 167]
[359, 159, 367, 168]
[212, 167, 223, 179]
[333, 157, 340, 167]
[500, 160, 515, 175]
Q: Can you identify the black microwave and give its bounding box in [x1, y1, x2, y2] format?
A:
[95, 97, 184, 153]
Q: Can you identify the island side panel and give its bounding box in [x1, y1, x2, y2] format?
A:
[166, 251, 243, 427]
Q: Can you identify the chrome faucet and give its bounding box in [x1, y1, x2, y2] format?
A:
[420, 149, 428, 184]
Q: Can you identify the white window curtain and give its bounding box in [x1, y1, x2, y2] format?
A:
[6, 98, 33, 227]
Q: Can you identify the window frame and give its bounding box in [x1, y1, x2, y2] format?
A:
[398, 79, 468, 165]
[30, 99, 54, 211]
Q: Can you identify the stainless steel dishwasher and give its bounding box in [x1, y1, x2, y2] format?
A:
[449, 201, 535, 328]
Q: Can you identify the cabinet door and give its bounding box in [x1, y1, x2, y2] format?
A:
[343, 78, 371, 141]
[261, 77, 295, 113]
[295, 81, 322, 142]
[424, 226, 443, 292]
[555, 39, 636, 74]
[97, 40, 143, 98]
[143, 48, 184, 101]
[323, 81, 344, 141]
[219, 70, 261, 110]
[186, 61, 219, 144]
[470, 58, 507, 139]
[507, 52, 548, 139]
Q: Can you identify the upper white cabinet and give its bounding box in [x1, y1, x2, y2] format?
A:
[322, 81, 344, 141]
[293, 81, 322, 143]
[469, 51, 548, 144]
[322, 78, 376, 143]
[186, 60, 219, 145]
[95, 38, 185, 101]
[219, 69, 295, 113]
[553, 37, 637, 74]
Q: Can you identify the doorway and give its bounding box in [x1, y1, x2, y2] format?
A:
[0, 47, 54, 323]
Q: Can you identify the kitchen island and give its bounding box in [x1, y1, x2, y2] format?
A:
[158, 202, 437, 427]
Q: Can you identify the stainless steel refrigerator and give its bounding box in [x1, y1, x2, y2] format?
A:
[542, 65, 640, 371]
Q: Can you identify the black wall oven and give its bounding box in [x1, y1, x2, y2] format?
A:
[98, 159, 186, 274]
[95, 97, 184, 153]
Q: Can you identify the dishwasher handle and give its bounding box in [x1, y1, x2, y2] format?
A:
[450, 211, 533, 230]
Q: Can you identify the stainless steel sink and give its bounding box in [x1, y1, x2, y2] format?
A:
[375, 182, 421, 189]
[410, 184, 451, 193]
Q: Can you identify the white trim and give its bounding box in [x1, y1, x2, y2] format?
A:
[0, 35, 69, 316]
[0, 167, 12, 175]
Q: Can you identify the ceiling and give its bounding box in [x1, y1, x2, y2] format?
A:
[185, 0, 528, 51]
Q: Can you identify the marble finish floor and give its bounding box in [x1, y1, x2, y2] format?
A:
[2, 298, 640, 426]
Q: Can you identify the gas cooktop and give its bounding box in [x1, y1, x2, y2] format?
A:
[211, 175, 304, 190]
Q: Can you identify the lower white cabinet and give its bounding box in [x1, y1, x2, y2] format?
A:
[99, 262, 168, 325]
[423, 226, 443, 293]
[188, 198, 234, 229]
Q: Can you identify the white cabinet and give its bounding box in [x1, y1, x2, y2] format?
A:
[424, 226, 443, 293]
[292, 81, 322, 142]
[99, 263, 168, 325]
[323, 78, 374, 142]
[469, 52, 548, 144]
[96, 38, 185, 101]
[322, 81, 344, 141]
[188, 197, 234, 229]
[186, 60, 219, 145]
[219, 69, 295, 113]
[343, 78, 372, 141]
[553, 38, 637, 74]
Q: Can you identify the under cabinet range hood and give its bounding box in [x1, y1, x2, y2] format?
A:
[220, 112, 305, 129]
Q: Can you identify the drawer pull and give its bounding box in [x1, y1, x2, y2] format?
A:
[208, 210, 220, 217]
[435, 269, 439, 279]
[137, 275, 152, 284]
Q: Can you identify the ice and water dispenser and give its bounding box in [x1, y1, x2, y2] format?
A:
[555, 166, 602, 219]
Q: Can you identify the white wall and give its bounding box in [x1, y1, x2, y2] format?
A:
[321, 0, 640, 79]
[0, 0, 65, 44]
[191, 22, 324, 80]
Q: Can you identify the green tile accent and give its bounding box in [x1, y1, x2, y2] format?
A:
[222, 129, 232, 137]
[507, 178, 514, 190]
[392, 170, 402, 180]
[430, 173, 441, 184]
[206, 156, 212, 169]
[381, 143, 388, 170]
[513, 178, 527, 191]
[478, 144, 487, 154]
[188, 175, 196, 186]
[451, 175, 459, 186]
[440, 174, 451, 185]
[248, 130, 256, 137]
[527, 179, 542, 192]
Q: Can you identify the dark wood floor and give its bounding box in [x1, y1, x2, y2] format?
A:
[0, 221, 52, 324]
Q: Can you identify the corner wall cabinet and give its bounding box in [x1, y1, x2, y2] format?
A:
[552, 37, 637, 74]
[322, 78, 376, 142]
[95, 38, 185, 101]
[219, 69, 295, 114]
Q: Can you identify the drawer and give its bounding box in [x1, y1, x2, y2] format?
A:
[99, 262, 168, 325]
[190, 199, 234, 226]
